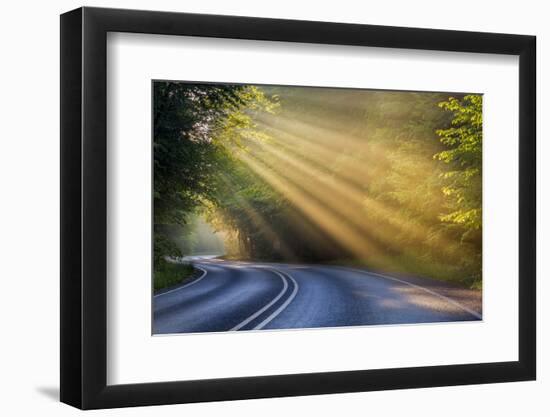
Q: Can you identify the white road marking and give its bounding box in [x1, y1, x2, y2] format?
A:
[342, 267, 482, 319]
[254, 271, 299, 330]
[229, 269, 289, 331]
[153, 266, 208, 298]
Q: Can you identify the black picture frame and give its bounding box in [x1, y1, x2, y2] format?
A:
[60, 6, 536, 410]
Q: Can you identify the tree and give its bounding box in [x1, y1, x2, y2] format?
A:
[153, 82, 277, 273]
[435, 95, 482, 240]
[434, 95, 482, 285]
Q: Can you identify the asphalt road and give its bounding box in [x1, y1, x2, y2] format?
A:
[153, 259, 482, 335]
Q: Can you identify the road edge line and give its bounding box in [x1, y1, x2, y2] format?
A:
[153, 265, 208, 298]
[341, 267, 482, 320]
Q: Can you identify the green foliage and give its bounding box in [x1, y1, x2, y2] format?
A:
[153, 82, 277, 273]
[154, 262, 195, 291]
[435, 95, 482, 231]
[153, 82, 247, 226]
[434, 95, 483, 285]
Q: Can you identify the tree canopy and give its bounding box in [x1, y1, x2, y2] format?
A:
[153, 82, 483, 288]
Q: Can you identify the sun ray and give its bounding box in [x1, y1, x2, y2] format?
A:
[237, 151, 390, 259]
[241, 136, 447, 254]
[257, 114, 426, 185]
[252, 116, 447, 238]
[216, 173, 296, 260]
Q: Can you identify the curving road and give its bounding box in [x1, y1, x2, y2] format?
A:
[153, 259, 482, 335]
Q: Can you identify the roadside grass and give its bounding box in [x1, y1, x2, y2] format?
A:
[154, 262, 196, 292]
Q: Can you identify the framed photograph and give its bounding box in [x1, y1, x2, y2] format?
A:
[60, 6, 536, 409]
